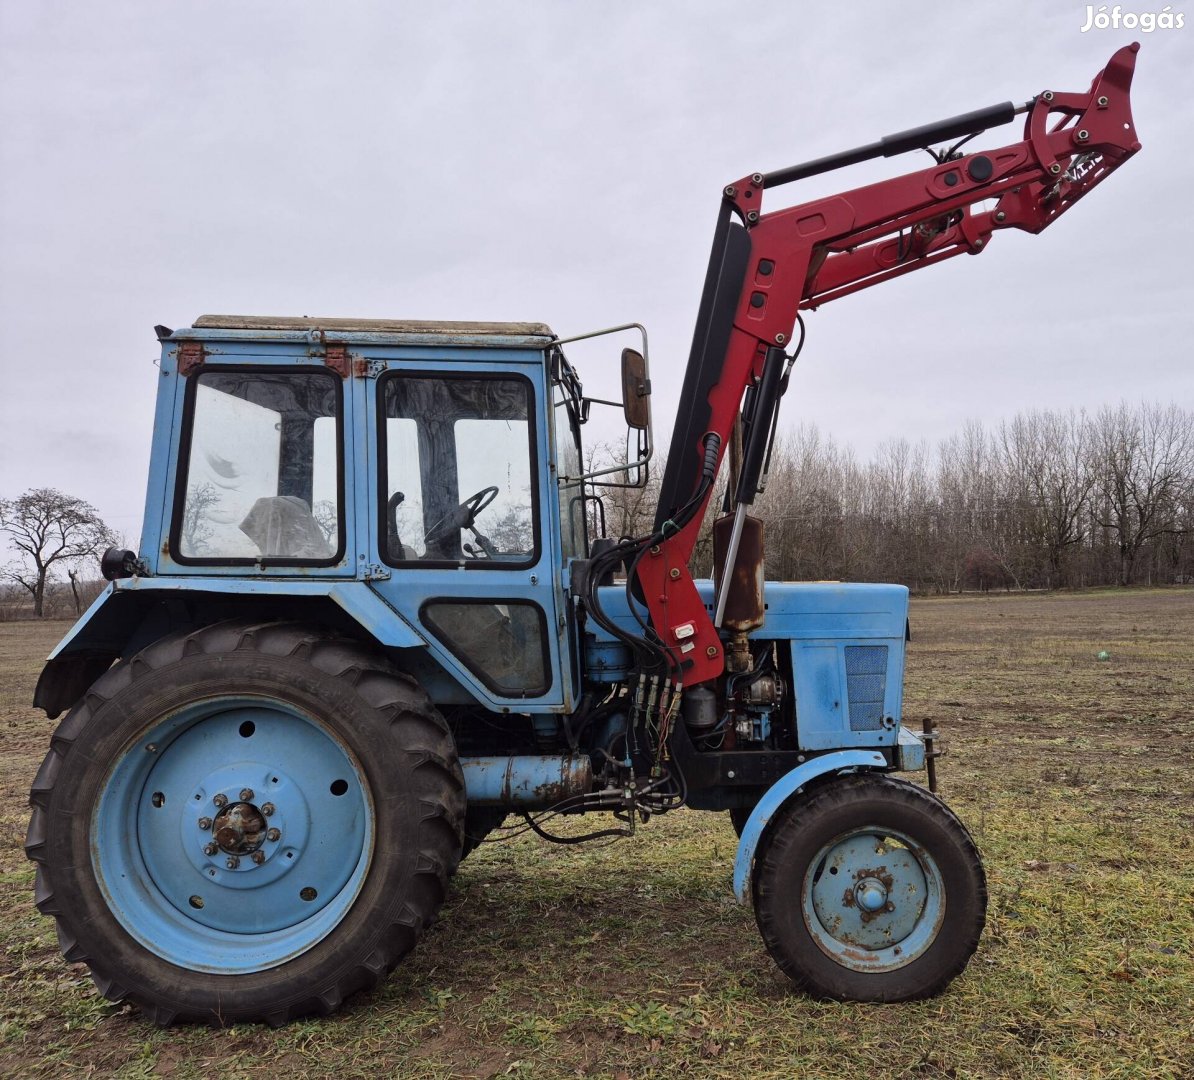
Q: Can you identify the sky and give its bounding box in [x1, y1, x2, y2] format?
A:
[1, 1, 1190, 549]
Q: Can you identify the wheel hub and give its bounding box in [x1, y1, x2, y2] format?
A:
[805, 829, 941, 966]
[854, 876, 889, 913]
[212, 801, 267, 855]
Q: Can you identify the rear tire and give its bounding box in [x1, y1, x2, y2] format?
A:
[26, 620, 465, 1026]
[753, 774, 985, 1002]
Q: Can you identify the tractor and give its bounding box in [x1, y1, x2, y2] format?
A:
[26, 45, 1140, 1024]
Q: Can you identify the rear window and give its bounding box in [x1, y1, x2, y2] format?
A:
[173, 368, 342, 564]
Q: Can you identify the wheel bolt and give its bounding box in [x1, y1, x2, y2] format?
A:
[239, 788, 254, 801]
[267, 828, 281, 842]
[197, 817, 212, 830]
[213, 793, 228, 808]
[251, 851, 266, 865]
[226, 856, 240, 870]
[203, 842, 218, 856]
[261, 802, 275, 817]
[885, 901, 895, 912]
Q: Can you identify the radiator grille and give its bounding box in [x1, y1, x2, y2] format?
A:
[845, 645, 888, 731]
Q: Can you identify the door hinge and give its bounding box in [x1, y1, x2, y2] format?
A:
[353, 357, 388, 379]
[362, 563, 391, 582]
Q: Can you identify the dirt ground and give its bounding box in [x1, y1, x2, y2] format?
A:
[0, 589, 1191, 1079]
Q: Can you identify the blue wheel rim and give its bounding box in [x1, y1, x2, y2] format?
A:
[93, 696, 374, 974]
[800, 825, 944, 972]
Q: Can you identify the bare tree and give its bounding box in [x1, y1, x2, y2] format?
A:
[181, 482, 219, 554]
[1091, 403, 1194, 585]
[0, 488, 116, 617]
[996, 410, 1095, 588]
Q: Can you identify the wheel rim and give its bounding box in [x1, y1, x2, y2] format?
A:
[93, 696, 374, 974]
[801, 825, 944, 972]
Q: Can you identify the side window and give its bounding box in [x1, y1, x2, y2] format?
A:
[422, 600, 549, 696]
[553, 399, 585, 561]
[175, 369, 341, 563]
[381, 375, 537, 566]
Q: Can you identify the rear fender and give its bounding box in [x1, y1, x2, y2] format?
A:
[34, 577, 426, 718]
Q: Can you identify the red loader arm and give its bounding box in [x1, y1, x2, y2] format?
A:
[637, 44, 1141, 687]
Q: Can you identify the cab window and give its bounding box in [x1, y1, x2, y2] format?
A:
[174, 369, 341, 563]
[380, 375, 537, 566]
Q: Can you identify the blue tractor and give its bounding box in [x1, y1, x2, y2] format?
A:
[27, 47, 1139, 1024]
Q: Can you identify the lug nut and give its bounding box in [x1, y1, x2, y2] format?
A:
[213, 793, 228, 808]
[267, 828, 281, 842]
[197, 817, 212, 830]
[261, 802, 275, 817]
[251, 851, 266, 865]
[226, 856, 240, 870]
[885, 901, 895, 912]
[203, 842, 218, 856]
[239, 788, 254, 801]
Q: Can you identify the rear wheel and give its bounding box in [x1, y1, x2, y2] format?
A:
[26, 621, 465, 1025]
[753, 774, 985, 1002]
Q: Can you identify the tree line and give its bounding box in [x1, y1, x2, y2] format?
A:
[601, 401, 1194, 592]
[4, 401, 1190, 619]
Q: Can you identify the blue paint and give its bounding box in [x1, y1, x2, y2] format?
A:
[732, 750, 888, 902]
[583, 638, 633, 682]
[802, 825, 945, 971]
[93, 696, 372, 974]
[461, 754, 589, 806]
[594, 581, 908, 751]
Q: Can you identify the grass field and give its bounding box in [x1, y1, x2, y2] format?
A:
[1, 590, 1191, 1079]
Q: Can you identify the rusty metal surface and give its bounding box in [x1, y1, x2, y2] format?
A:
[176, 340, 205, 376]
[211, 801, 267, 854]
[712, 512, 765, 633]
[323, 343, 350, 378]
[462, 754, 593, 808]
[192, 314, 554, 337]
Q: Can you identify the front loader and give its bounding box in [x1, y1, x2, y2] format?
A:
[26, 45, 1140, 1024]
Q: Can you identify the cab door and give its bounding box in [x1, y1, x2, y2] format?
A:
[363, 354, 570, 712]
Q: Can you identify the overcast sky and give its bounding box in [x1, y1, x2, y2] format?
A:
[1, 1, 1190, 548]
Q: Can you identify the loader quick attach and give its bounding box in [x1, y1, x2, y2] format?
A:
[27, 46, 1141, 1024]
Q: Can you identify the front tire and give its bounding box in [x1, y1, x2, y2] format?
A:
[753, 774, 985, 1002]
[26, 621, 465, 1025]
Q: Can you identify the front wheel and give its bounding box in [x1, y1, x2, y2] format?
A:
[25, 621, 465, 1025]
[753, 774, 985, 1002]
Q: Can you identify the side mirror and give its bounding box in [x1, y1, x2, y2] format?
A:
[621, 348, 650, 430]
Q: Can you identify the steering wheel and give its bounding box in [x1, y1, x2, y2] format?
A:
[424, 485, 500, 553]
[460, 484, 499, 522]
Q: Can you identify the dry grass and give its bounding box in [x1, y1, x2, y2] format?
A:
[1, 590, 1191, 1078]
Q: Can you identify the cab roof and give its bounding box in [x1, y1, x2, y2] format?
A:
[173, 315, 555, 346]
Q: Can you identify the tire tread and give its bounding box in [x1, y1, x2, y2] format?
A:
[26, 619, 465, 1026]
